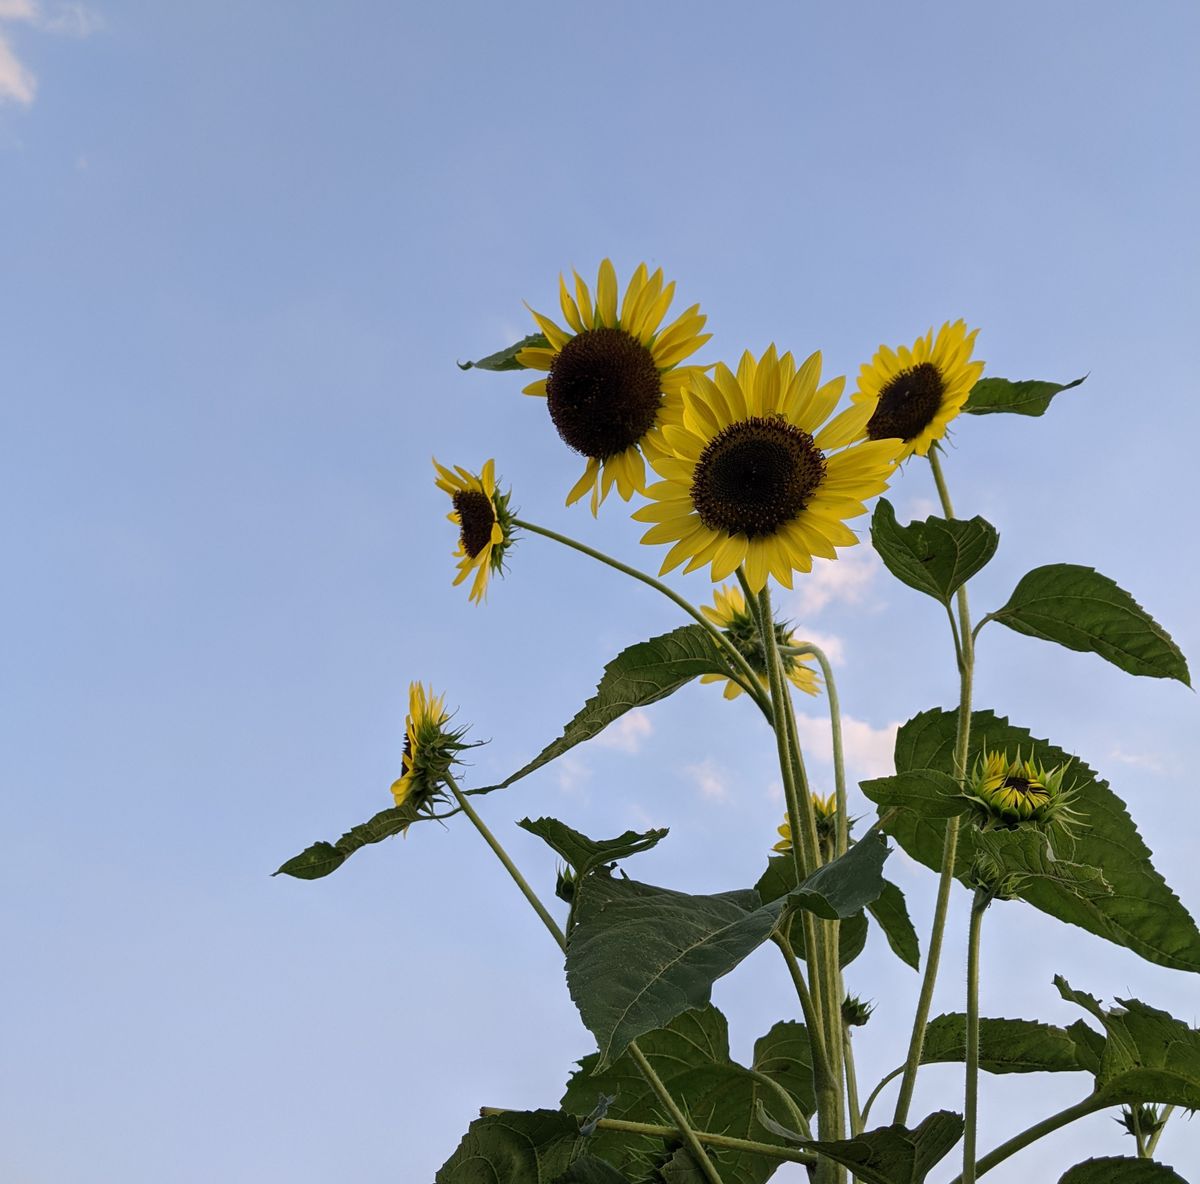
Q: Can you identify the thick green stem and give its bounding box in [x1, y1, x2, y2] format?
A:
[515, 518, 770, 715]
[445, 773, 726, 1184]
[773, 934, 836, 1116]
[963, 892, 988, 1183]
[478, 1108, 818, 1165]
[949, 1096, 1112, 1181]
[843, 1026, 864, 1136]
[1146, 1106, 1174, 1158]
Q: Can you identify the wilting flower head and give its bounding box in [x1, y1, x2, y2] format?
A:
[633, 346, 901, 591]
[433, 458, 517, 603]
[698, 584, 821, 701]
[773, 792, 840, 853]
[517, 259, 710, 513]
[390, 682, 469, 821]
[852, 320, 984, 461]
[965, 749, 1076, 831]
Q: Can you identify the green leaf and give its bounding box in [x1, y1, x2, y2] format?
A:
[561, 1006, 813, 1184]
[871, 499, 999, 605]
[860, 769, 969, 819]
[867, 880, 921, 970]
[1058, 1158, 1188, 1183]
[763, 1110, 964, 1184]
[1056, 977, 1200, 1107]
[435, 1110, 586, 1183]
[787, 831, 891, 920]
[502, 627, 732, 789]
[964, 374, 1086, 416]
[557, 1157, 633, 1183]
[754, 856, 869, 968]
[920, 1013, 1088, 1074]
[989, 564, 1190, 684]
[457, 332, 548, 371]
[518, 817, 669, 880]
[274, 802, 425, 880]
[888, 709, 1200, 972]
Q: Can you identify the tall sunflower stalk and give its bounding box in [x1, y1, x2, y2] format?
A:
[276, 259, 1197, 1184]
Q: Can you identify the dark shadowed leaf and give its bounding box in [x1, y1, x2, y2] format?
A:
[860, 770, 968, 819]
[274, 801, 426, 880]
[1058, 1158, 1188, 1183]
[871, 499, 998, 605]
[989, 564, 1189, 684]
[457, 332, 548, 371]
[920, 1013, 1087, 1074]
[867, 879, 921, 970]
[964, 374, 1086, 416]
[519, 817, 669, 879]
[787, 831, 890, 920]
[557, 1157, 633, 1183]
[435, 1110, 585, 1183]
[754, 856, 869, 968]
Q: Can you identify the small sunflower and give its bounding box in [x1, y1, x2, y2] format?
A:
[773, 792, 839, 853]
[852, 320, 985, 461]
[699, 584, 821, 700]
[517, 259, 710, 512]
[433, 458, 517, 603]
[965, 749, 1076, 830]
[634, 346, 901, 590]
[390, 682, 468, 820]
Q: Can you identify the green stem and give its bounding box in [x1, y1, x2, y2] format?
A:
[478, 1108, 818, 1165]
[860, 1065, 902, 1128]
[772, 933, 836, 1111]
[516, 518, 771, 715]
[843, 1027, 863, 1136]
[750, 1069, 814, 1140]
[444, 773, 726, 1184]
[963, 891, 988, 1184]
[949, 1096, 1112, 1181]
[1146, 1106, 1174, 1158]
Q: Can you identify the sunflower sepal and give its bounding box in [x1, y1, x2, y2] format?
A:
[458, 332, 549, 371]
[963, 374, 1086, 417]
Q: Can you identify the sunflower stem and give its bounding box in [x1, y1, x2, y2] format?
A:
[843, 1023, 864, 1137]
[963, 890, 989, 1184]
[515, 517, 772, 717]
[1146, 1106, 1174, 1158]
[893, 446, 976, 1127]
[444, 772, 727, 1184]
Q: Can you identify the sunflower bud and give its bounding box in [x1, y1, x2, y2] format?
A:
[842, 995, 874, 1028]
[1118, 1104, 1167, 1142]
[772, 793, 841, 855]
[966, 853, 1027, 902]
[389, 683, 471, 826]
[555, 863, 576, 904]
[964, 748, 1078, 833]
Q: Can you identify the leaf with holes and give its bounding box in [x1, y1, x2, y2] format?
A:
[964, 374, 1086, 416]
[457, 332, 548, 371]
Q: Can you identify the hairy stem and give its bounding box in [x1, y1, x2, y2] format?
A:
[1146, 1106, 1174, 1158]
[963, 891, 989, 1183]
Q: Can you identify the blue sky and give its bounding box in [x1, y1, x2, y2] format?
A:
[2, 3, 1199, 1181]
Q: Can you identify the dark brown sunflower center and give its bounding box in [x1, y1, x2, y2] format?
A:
[1001, 776, 1047, 799]
[867, 361, 945, 442]
[453, 489, 496, 559]
[545, 327, 662, 459]
[691, 416, 826, 538]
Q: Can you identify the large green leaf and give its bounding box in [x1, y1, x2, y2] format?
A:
[988, 564, 1190, 684]
[274, 802, 426, 880]
[457, 332, 548, 371]
[1056, 977, 1200, 1107]
[518, 817, 669, 879]
[760, 1110, 964, 1184]
[754, 856, 868, 967]
[963, 374, 1086, 416]
[888, 709, 1200, 972]
[860, 770, 969, 819]
[1058, 1158, 1188, 1183]
[502, 627, 732, 789]
[435, 1109, 587, 1183]
[569, 839, 889, 1066]
[871, 499, 999, 605]
[919, 1013, 1087, 1074]
[558, 1158, 633, 1183]
[867, 880, 921, 970]
[562, 1006, 813, 1184]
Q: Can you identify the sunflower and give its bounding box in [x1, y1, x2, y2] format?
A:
[390, 682, 466, 819]
[965, 749, 1076, 830]
[852, 320, 984, 460]
[699, 584, 821, 700]
[633, 346, 901, 590]
[433, 458, 517, 603]
[773, 793, 839, 852]
[517, 259, 710, 512]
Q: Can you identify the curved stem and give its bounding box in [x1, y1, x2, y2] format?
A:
[445, 772, 726, 1184]
[860, 1065, 902, 1128]
[963, 892, 988, 1184]
[516, 518, 771, 716]
[948, 1095, 1112, 1181]
[750, 1069, 813, 1140]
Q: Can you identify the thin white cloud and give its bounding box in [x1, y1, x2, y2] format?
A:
[785, 547, 882, 618]
[39, 2, 102, 36]
[1109, 747, 1169, 775]
[0, 2, 37, 20]
[793, 711, 899, 780]
[902, 495, 940, 520]
[787, 625, 845, 666]
[0, 1, 100, 108]
[0, 29, 35, 104]
[555, 754, 591, 795]
[595, 709, 653, 754]
[685, 758, 730, 803]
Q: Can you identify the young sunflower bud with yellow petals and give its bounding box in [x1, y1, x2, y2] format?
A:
[390, 682, 470, 824]
[772, 792, 840, 854]
[433, 458, 518, 603]
[964, 749, 1078, 832]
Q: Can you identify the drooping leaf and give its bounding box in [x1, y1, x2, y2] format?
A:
[988, 564, 1189, 684]
[274, 801, 425, 880]
[888, 709, 1200, 972]
[561, 1006, 814, 1184]
[502, 627, 733, 789]
[435, 1109, 586, 1183]
[919, 1013, 1088, 1074]
[963, 374, 1086, 416]
[860, 770, 969, 819]
[1058, 1158, 1188, 1183]
[871, 499, 999, 605]
[786, 831, 891, 920]
[1056, 977, 1200, 1107]
[519, 817, 669, 880]
[762, 1110, 964, 1184]
[457, 332, 548, 371]
[867, 880, 921, 970]
[557, 1157, 633, 1183]
[754, 856, 869, 968]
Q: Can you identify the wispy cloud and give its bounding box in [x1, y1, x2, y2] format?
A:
[793, 712, 899, 779]
[595, 709, 653, 755]
[555, 754, 591, 795]
[1109, 747, 1169, 775]
[0, 1, 101, 108]
[785, 547, 881, 618]
[685, 758, 730, 803]
[787, 625, 845, 666]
